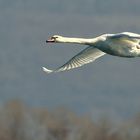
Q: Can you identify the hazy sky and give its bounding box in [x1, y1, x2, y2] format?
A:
[1, 0, 140, 122]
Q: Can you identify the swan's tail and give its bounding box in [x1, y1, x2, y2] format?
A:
[42, 67, 53, 74]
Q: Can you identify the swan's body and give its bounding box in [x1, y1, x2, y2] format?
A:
[43, 32, 140, 73]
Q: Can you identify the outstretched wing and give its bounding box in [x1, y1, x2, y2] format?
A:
[42, 47, 105, 74]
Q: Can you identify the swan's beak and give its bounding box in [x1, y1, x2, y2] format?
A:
[46, 37, 55, 43]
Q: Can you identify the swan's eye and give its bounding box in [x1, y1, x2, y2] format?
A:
[52, 36, 58, 40]
[46, 36, 58, 43]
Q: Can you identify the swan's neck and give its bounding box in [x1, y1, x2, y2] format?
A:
[58, 37, 98, 45]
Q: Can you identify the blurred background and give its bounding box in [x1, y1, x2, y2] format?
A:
[1, 0, 140, 139]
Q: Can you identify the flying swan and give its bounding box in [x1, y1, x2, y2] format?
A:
[43, 32, 140, 74]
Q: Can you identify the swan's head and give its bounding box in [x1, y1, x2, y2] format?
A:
[46, 35, 64, 43]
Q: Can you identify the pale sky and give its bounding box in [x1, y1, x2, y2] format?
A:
[0, 0, 140, 121]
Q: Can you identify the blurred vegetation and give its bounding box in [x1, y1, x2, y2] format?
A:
[0, 100, 139, 140]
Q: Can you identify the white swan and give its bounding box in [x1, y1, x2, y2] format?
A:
[43, 32, 140, 74]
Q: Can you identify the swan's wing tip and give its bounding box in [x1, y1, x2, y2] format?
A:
[42, 67, 53, 74]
